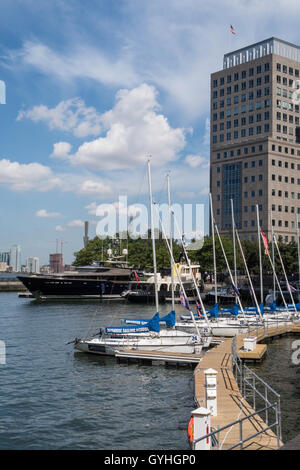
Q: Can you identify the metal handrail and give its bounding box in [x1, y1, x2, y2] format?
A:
[193, 403, 280, 450]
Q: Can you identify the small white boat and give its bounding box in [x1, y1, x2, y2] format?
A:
[74, 316, 203, 356]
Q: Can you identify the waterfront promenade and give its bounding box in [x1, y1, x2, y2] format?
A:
[194, 322, 300, 450]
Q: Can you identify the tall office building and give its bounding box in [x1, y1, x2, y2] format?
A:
[210, 37, 300, 242]
[0, 251, 10, 265]
[26, 257, 40, 274]
[10, 245, 21, 272]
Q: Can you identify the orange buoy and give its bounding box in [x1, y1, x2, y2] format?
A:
[187, 416, 194, 443]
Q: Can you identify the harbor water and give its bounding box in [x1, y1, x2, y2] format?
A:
[0, 293, 195, 450]
[0, 292, 299, 449]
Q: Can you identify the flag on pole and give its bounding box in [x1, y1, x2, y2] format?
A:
[134, 271, 139, 285]
[260, 230, 270, 255]
[230, 25, 236, 35]
[195, 299, 204, 317]
[287, 282, 297, 292]
[231, 282, 240, 298]
[179, 290, 190, 310]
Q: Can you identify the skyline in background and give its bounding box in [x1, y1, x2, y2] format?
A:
[1, 1, 300, 264]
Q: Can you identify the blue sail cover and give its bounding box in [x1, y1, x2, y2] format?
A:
[208, 303, 219, 318]
[229, 304, 239, 316]
[255, 303, 264, 316]
[124, 311, 175, 328]
[105, 313, 160, 334]
[159, 311, 175, 327]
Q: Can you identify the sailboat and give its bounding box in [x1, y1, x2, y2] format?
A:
[74, 160, 203, 356]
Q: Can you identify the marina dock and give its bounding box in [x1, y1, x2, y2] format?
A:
[194, 321, 300, 450]
[114, 321, 300, 449]
[115, 349, 203, 366]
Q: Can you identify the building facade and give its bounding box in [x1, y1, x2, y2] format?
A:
[9, 245, 21, 272]
[0, 251, 10, 265]
[49, 253, 63, 273]
[26, 257, 40, 274]
[210, 37, 300, 242]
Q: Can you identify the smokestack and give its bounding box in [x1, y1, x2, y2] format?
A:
[83, 221, 89, 249]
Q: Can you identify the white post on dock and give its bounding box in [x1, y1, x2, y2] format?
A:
[204, 368, 218, 417]
[192, 407, 211, 450]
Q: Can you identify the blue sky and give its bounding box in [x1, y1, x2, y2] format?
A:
[1, 0, 300, 265]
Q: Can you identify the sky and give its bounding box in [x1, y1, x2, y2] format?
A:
[1, 0, 300, 265]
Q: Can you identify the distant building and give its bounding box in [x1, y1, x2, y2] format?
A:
[83, 221, 89, 249]
[26, 257, 40, 274]
[10, 245, 21, 272]
[0, 262, 8, 272]
[0, 251, 10, 265]
[40, 265, 50, 274]
[49, 253, 63, 273]
[64, 264, 76, 272]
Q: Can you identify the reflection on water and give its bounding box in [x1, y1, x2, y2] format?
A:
[251, 336, 300, 444]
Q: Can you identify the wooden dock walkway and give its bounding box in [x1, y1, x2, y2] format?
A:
[194, 321, 300, 450]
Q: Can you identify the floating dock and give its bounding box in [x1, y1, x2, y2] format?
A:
[115, 349, 203, 366]
[194, 321, 300, 450]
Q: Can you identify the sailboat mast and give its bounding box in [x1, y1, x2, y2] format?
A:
[167, 173, 175, 312]
[147, 159, 159, 313]
[209, 193, 218, 304]
[231, 198, 237, 303]
[296, 212, 300, 292]
[270, 210, 276, 302]
[256, 204, 263, 304]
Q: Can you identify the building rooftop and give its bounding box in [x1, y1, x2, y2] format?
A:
[223, 37, 300, 69]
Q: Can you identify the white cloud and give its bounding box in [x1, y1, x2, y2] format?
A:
[18, 98, 102, 138]
[86, 199, 142, 218]
[85, 202, 98, 215]
[14, 40, 138, 87]
[0, 159, 62, 192]
[67, 219, 85, 227]
[53, 84, 187, 170]
[36, 209, 61, 218]
[51, 142, 72, 159]
[185, 154, 206, 168]
[55, 225, 65, 232]
[78, 179, 112, 196]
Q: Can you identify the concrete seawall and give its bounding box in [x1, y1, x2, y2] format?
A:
[0, 281, 27, 292]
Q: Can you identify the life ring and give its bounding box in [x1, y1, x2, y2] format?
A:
[187, 416, 194, 443]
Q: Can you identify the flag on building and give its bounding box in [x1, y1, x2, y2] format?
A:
[230, 25, 236, 35]
[260, 230, 270, 255]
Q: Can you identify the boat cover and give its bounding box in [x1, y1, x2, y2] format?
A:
[105, 312, 160, 334]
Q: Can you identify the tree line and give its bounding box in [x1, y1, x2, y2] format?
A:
[73, 231, 300, 278]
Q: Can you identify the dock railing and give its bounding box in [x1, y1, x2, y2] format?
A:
[193, 334, 282, 450]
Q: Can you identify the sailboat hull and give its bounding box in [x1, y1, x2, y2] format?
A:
[75, 337, 200, 356]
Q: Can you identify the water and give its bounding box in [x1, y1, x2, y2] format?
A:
[0, 293, 195, 450]
[251, 336, 300, 445]
[1, 293, 299, 449]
